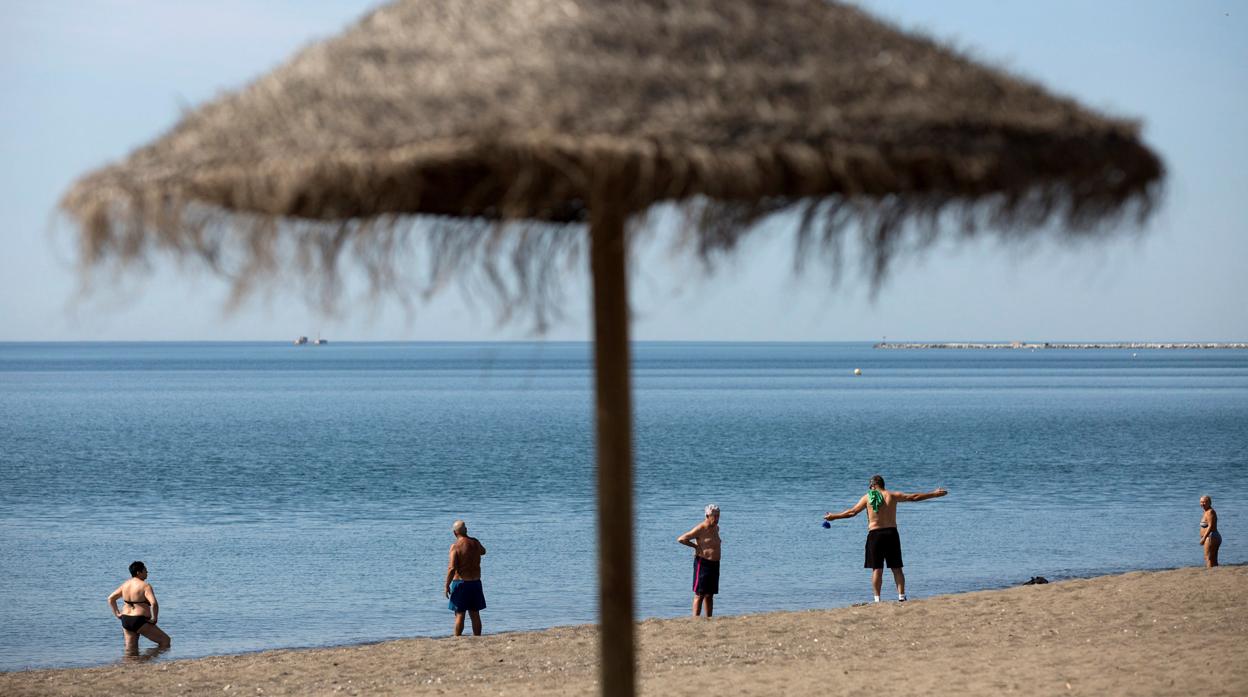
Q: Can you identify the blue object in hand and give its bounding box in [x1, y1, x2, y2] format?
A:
[822, 521, 831, 528]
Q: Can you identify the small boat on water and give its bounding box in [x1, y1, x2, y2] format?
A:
[294, 336, 309, 345]
[314, 337, 328, 345]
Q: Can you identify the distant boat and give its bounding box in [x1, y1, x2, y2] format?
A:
[314, 337, 328, 345]
[294, 336, 309, 345]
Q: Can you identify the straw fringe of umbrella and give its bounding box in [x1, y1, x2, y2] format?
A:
[62, 0, 1161, 327]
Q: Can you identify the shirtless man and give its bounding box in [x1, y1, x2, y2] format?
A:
[444, 520, 487, 636]
[824, 475, 947, 602]
[107, 561, 171, 653]
[1199, 495, 1221, 567]
[677, 504, 721, 617]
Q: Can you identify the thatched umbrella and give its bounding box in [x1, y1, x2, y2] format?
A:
[63, 1, 1162, 694]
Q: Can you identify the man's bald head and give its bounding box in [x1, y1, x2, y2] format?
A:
[452, 519, 467, 536]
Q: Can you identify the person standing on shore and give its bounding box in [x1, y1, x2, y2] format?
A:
[107, 561, 171, 653]
[677, 504, 721, 617]
[1199, 496, 1221, 567]
[444, 520, 487, 636]
[824, 476, 947, 602]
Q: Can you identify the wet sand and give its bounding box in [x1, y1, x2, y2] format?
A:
[4, 565, 1244, 696]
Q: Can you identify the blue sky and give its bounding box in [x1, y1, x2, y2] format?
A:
[1, 1, 1244, 341]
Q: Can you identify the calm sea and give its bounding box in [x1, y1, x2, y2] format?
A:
[1, 342, 1245, 671]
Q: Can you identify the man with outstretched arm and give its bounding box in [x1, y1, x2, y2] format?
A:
[824, 475, 947, 603]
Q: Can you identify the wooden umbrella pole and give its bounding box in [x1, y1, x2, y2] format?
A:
[589, 188, 636, 697]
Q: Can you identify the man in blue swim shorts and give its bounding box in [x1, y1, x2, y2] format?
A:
[444, 519, 487, 636]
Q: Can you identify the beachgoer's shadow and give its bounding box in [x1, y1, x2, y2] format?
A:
[122, 645, 170, 664]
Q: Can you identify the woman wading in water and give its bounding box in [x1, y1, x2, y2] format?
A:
[1199, 496, 1221, 567]
[107, 561, 171, 653]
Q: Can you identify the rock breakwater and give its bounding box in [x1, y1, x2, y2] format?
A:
[874, 342, 1248, 350]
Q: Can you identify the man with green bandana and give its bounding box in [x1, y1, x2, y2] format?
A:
[824, 475, 948, 603]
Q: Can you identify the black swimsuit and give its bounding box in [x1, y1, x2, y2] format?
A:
[120, 597, 150, 631]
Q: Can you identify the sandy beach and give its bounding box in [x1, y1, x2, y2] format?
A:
[5, 565, 1243, 697]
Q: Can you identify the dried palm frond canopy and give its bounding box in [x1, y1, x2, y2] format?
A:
[63, 0, 1162, 319]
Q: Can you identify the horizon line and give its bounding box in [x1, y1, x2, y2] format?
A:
[2, 338, 1246, 345]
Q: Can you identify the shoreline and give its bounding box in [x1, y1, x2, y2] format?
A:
[4, 565, 1244, 696]
[2, 564, 1195, 675]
